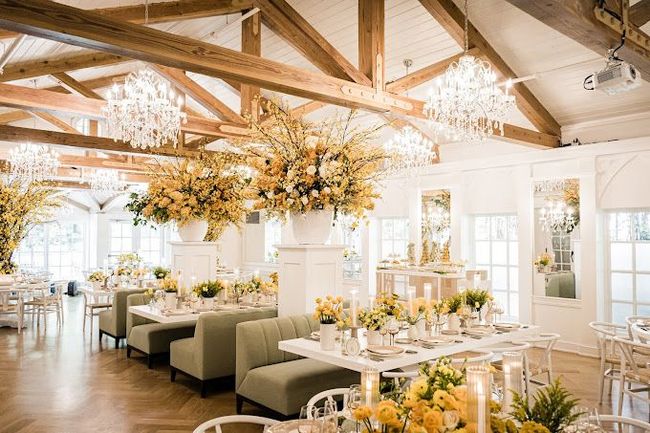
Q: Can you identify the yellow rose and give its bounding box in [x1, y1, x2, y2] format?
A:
[423, 409, 443, 433]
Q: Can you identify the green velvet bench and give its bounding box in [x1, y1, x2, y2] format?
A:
[235, 314, 358, 417]
[125, 293, 196, 368]
[98, 288, 147, 348]
[170, 307, 278, 397]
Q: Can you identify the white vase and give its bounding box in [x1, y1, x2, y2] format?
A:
[217, 290, 227, 303]
[91, 281, 103, 291]
[177, 219, 208, 242]
[320, 323, 337, 351]
[366, 329, 382, 346]
[416, 319, 427, 338]
[407, 325, 418, 340]
[165, 292, 177, 309]
[448, 313, 461, 332]
[202, 297, 214, 310]
[291, 210, 333, 244]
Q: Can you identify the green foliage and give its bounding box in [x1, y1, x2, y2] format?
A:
[446, 294, 463, 313]
[192, 280, 224, 298]
[463, 288, 491, 309]
[152, 266, 170, 280]
[510, 379, 582, 433]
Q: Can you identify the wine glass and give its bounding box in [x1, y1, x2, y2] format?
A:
[313, 406, 337, 433]
[379, 327, 388, 346]
[298, 405, 317, 433]
[387, 318, 400, 346]
[347, 386, 362, 433]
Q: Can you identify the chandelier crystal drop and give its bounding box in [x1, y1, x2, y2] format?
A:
[423, 0, 515, 142]
[539, 200, 576, 233]
[384, 126, 437, 173]
[8, 143, 60, 184]
[85, 169, 126, 196]
[103, 69, 186, 150]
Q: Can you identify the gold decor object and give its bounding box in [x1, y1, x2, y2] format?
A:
[420, 238, 431, 265]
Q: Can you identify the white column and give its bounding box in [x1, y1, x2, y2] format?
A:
[170, 241, 220, 289]
[276, 244, 345, 317]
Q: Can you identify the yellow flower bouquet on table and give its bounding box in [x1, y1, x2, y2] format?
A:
[238, 100, 388, 221]
[313, 295, 345, 351]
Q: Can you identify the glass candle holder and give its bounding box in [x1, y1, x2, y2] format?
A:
[467, 365, 491, 433]
[360, 367, 380, 408]
[502, 351, 524, 414]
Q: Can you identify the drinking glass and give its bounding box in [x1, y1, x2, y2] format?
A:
[387, 319, 400, 346]
[313, 406, 337, 433]
[347, 385, 362, 433]
[298, 405, 317, 433]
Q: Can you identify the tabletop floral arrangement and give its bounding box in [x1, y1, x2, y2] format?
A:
[116, 252, 142, 269]
[126, 153, 251, 233]
[358, 307, 387, 331]
[313, 295, 345, 326]
[533, 252, 554, 270]
[463, 288, 492, 311]
[159, 276, 178, 293]
[239, 100, 388, 221]
[152, 266, 170, 280]
[0, 178, 60, 274]
[87, 271, 107, 283]
[192, 280, 224, 298]
[376, 292, 403, 319]
[113, 266, 131, 277]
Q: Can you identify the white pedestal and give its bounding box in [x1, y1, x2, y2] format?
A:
[170, 241, 220, 290]
[276, 244, 345, 317]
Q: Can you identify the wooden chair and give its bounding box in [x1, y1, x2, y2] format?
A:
[515, 333, 560, 387]
[192, 415, 278, 433]
[449, 349, 495, 366]
[487, 341, 532, 400]
[626, 316, 650, 343]
[589, 321, 627, 403]
[83, 289, 112, 337]
[614, 337, 650, 417]
[23, 281, 64, 331]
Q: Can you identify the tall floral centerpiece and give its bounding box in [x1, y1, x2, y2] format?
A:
[126, 154, 250, 242]
[240, 101, 387, 244]
[0, 178, 60, 274]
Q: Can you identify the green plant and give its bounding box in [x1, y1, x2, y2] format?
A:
[510, 379, 582, 433]
[192, 280, 224, 298]
[446, 294, 463, 313]
[152, 266, 170, 280]
[464, 288, 492, 309]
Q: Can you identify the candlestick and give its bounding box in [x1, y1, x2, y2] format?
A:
[467, 366, 491, 433]
[424, 283, 432, 303]
[350, 289, 358, 327]
[502, 351, 523, 414]
[360, 367, 380, 408]
[408, 287, 415, 315]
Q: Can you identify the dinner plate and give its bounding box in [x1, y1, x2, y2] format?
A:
[395, 337, 414, 344]
[165, 309, 191, 316]
[419, 336, 454, 346]
[464, 327, 495, 336]
[494, 322, 521, 331]
[366, 345, 404, 356]
[441, 329, 460, 335]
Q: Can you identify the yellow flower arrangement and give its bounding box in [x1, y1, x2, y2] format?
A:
[376, 292, 404, 319]
[159, 276, 178, 293]
[126, 153, 251, 232]
[0, 178, 60, 274]
[238, 100, 388, 220]
[313, 295, 344, 325]
[534, 252, 554, 267]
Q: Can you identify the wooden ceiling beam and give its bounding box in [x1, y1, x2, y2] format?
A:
[50, 72, 103, 99]
[0, 82, 249, 139]
[385, 48, 479, 94]
[631, 0, 650, 26]
[0, 52, 127, 83]
[0, 124, 197, 157]
[254, 0, 371, 86]
[290, 100, 327, 117]
[0, 0, 254, 40]
[241, 9, 261, 120]
[505, 0, 650, 80]
[358, 0, 385, 89]
[152, 65, 246, 123]
[418, 0, 561, 136]
[29, 111, 79, 133]
[56, 154, 152, 172]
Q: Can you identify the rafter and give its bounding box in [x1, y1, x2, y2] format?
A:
[0, 82, 249, 139]
[0, 0, 254, 40]
[254, 0, 371, 86]
[51, 72, 103, 99]
[290, 101, 327, 117]
[358, 0, 385, 89]
[153, 66, 245, 123]
[417, 0, 561, 136]
[29, 111, 79, 133]
[385, 48, 480, 94]
[631, 0, 650, 26]
[241, 9, 261, 120]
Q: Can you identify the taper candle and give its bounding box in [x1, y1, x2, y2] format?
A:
[424, 283, 432, 303]
[350, 289, 358, 327]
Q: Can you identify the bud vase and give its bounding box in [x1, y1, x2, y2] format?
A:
[366, 329, 382, 346]
[202, 297, 215, 310]
[320, 323, 336, 351]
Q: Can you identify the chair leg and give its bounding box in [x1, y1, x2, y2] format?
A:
[618, 375, 625, 416]
[115, 337, 120, 349]
[598, 358, 606, 404]
[170, 367, 177, 382]
[82, 298, 87, 332]
[200, 381, 207, 399]
[236, 395, 244, 414]
[147, 355, 153, 369]
[126, 346, 132, 358]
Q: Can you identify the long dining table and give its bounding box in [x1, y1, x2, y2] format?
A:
[278, 325, 540, 373]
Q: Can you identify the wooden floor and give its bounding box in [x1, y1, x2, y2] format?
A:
[0, 296, 647, 433]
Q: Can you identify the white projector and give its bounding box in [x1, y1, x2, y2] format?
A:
[592, 62, 641, 95]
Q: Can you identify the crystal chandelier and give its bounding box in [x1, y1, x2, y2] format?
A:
[385, 126, 437, 173]
[103, 68, 186, 149]
[423, 0, 515, 141]
[85, 169, 126, 196]
[539, 200, 576, 233]
[8, 143, 60, 183]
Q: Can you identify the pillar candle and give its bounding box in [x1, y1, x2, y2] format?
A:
[424, 283, 432, 303]
[350, 289, 358, 327]
[360, 367, 380, 408]
[502, 351, 523, 414]
[466, 366, 491, 433]
[408, 287, 415, 315]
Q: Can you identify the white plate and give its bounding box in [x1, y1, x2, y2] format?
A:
[494, 322, 521, 331]
[165, 309, 191, 316]
[464, 327, 495, 336]
[366, 345, 404, 356]
[420, 336, 454, 346]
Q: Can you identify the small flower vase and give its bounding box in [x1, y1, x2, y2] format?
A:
[164, 292, 177, 309]
[448, 313, 461, 332]
[366, 329, 382, 346]
[91, 281, 103, 291]
[120, 276, 129, 289]
[537, 265, 545, 273]
[407, 324, 418, 340]
[201, 297, 213, 310]
[416, 319, 427, 338]
[320, 323, 336, 351]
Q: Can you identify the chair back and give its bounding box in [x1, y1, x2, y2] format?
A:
[614, 336, 650, 380]
[625, 315, 650, 340]
[589, 321, 625, 362]
[515, 333, 560, 372]
[449, 350, 495, 366]
[192, 415, 278, 433]
[589, 414, 650, 432]
[110, 288, 147, 336]
[306, 388, 350, 417]
[485, 341, 531, 354]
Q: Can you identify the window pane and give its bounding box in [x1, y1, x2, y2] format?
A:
[637, 304, 650, 316]
[637, 274, 650, 303]
[491, 266, 508, 291]
[475, 241, 490, 264]
[636, 244, 650, 272]
[611, 213, 632, 241]
[491, 241, 507, 265]
[492, 291, 508, 311]
[612, 302, 633, 324]
[475, 217, 490, 241]
[508, 216, 518, 241]
[611, 273, 633, 302]
[610, 243, 633, 271]
[635, 213, 650, 241]
[509, 267, 519, 292]
[382, 220, 393, 238]
[491, 216, 507, 240]
[509, 293, 519, 318]
[508, 242, 518, 266]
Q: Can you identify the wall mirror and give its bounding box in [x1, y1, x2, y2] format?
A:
[421, 189, 451, 264]
[533, 178, 581, 299]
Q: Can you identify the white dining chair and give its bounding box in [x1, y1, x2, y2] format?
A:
[514, 333, 560, 387]
[589, 414, 650, 432]
[486, 341, 532, 400]
[589, 321, 627, 403]
[306, 387, 350, 415]
[449, 349, 495, 366]
[192, 415, 279, 433]
[614, 336, 650, 417]
[82, 287, 112, 336]
[23, 281, 64, 331]
[626, 315, 650, 343]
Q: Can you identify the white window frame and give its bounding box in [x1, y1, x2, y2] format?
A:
[264, 218, 282, 263]
[470, 214, 519, 318]
[379, 217, 409, 261]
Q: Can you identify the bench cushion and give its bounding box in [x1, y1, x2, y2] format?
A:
[128, 321, 196, 355]
[237, 358, 358, 416]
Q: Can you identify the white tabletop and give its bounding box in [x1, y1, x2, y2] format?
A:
[376, 269, 465, 279]
[128, 303, 277, 324]
[278, 325, 540, 373]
